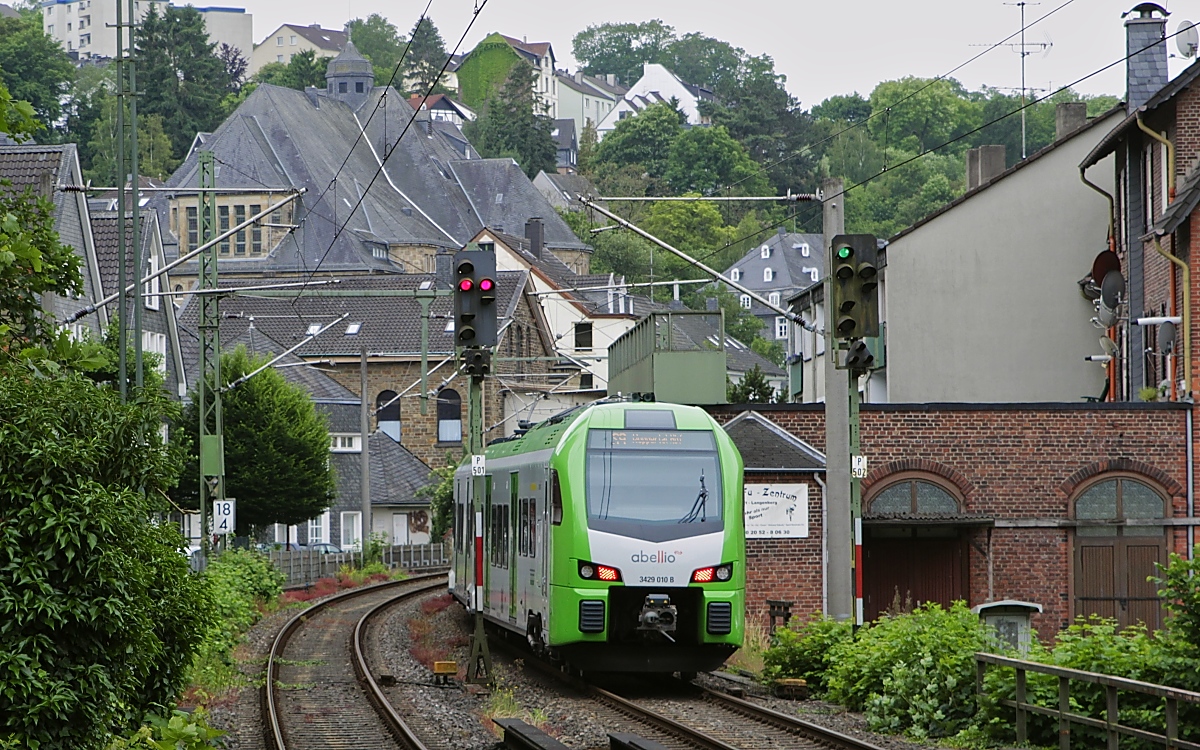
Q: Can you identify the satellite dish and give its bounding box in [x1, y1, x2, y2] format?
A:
[1095, 303, 1118, 328]
[1158, 321, 1178, 353]
[1081, 281, 1102, 301]
[1178, 21, 1199, 58]
[1100, 336, 1118, 356]
[1092, 250, 1121, 283]
[1101, 270, 1125, 309]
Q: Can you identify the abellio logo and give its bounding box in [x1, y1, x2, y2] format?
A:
[631, 550, 676, 564]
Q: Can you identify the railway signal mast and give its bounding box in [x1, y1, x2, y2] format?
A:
[455, 245, 498, 684]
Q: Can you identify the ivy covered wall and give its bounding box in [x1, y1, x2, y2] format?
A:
[457, 32, 524, 108]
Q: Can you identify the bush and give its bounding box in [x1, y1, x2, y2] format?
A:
[761, 613, 852, 692]
[827, 602, 991, 740]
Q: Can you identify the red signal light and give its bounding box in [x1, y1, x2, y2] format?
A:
[479, 278, 494, 292]
[597, 565, 620, 581]
[458, 278, 473, 292]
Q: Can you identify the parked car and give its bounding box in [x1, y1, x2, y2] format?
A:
[254, 542, 304, 553]
[308, 543, 343, 554]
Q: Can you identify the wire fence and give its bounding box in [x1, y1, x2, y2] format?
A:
[189, 541, 452, 587]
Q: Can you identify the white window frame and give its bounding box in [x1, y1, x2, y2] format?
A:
[145, 254, 160, 310]
[308, 511, 330, 545]
[290, 35, 297, 45]
[730, 268, 741, 282]
[763, 267, 774, 282]
[329, 434, 361, 453]
[274, 523, 300, 544]
[796, 242, 810, 257]
[141, 331, 167, 374]
[341, 511, 362, 550]
[768, 292, 781, 306]
[775, 316, 788, 340]
[760, 245, 770, 259]
[739, 294, 752, 309]
[276, 35, 283, 46]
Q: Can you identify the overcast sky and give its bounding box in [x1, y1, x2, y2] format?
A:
[237, 0, 1200, 106]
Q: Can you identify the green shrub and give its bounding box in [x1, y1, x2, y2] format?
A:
[761, 613, 852, 692]
[826, 601, 991, 740]
[106, 709, 224, 749]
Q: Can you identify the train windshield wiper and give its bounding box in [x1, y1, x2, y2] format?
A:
[678, 471, 708, 524]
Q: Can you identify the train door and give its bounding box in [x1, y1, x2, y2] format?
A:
[455, 474, 471, 606]
[509, 472, 519, 622]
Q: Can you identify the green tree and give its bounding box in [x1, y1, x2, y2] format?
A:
[751, 336, 785, 367]
[0, 11, 74, 133]
[178, 346, 336, 535]
[662, 32, 744, 93]
[404, 16, 450, 95]
[0, 367, 211, 749]
[571, 19, 676, 85]
[727, 364, 776, 403]
[416, 456, 458, 540]
[348, 13, 405, 83]
[85, 94, 179, 184]
[58, 64, 114, 175]
[577, 119, 598, 173]
[135, 4, 231, 158]
[594, 101, 683, 182]
[640, 196, 733, 275]
[866, 76, 981, 155]
[217, 42, 248, 94]
[252, 49, 330, 91]
[665, 124, 770, 196]
[463, 67, 557, 179]
[812, 92, 873, 124]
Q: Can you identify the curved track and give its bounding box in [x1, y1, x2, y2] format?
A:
[263, 572, 446, 750]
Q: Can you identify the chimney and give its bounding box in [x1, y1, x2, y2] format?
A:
[965, 145, 1006, 190]
[434, 252, 453, 286]
[1125, 3, 1169, 111]
[414, 106, 433, 136]
[574, 71, 583, 84]
[525, 217, 545, 259]
[1055, 101, 1088, 140]
[606, 74, 616, 86]
[777, 226, 786, 236]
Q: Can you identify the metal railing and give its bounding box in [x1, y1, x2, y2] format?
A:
[189, 541, 451, 587]
[608, 310, 726, 376]
[976, 652, 1200, 749]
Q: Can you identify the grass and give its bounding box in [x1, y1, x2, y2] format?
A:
[481, 682, 552, 736]
[725, 613, 770, 675]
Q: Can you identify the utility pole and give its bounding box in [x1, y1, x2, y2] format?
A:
[128, 0, 143, 388]
[822, 178, 853, 624]
[360, 348, 371, 555]
[114, 0, 127, 399]
[197, 151, 224, 557]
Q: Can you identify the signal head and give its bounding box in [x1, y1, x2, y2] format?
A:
[455, 259, 474, 276]
[836, 245, 853, 260]
[458, 278, 474, 292]
[479, 278, 494, 292]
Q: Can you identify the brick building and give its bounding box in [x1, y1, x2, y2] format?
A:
[710, 402, 1190, 636]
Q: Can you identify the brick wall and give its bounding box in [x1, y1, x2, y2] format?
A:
[709, 403, 1190, 635]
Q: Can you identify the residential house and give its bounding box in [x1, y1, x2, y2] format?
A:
[91, 211, 187, 398]
[158, 43, 589, 292]
[43, 0, 252, 61]
[788, 103, 1122, 405]
[0, 144, 107, 340]
[552, 118, 577, 173]
[250, 23, 345, 74]
[532, 171, 602, 213]
[455, 32, 557, 117]
[407, 93, 476, 127]
[555, 70, 626, 136]
[1, 4, 20, 18]
[723, 229, 823, 345]
[596, 63, 715, 140]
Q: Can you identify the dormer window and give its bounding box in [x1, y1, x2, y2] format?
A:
[760, 245, 771, 259]
[763, 267, 774, 282]
[768, 292, 780, 306]
[730, 268, 741, 282]
[794, 242, 810, 257]
[739, 294, 752, 309]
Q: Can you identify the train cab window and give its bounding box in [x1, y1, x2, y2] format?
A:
[437, 388, 462, 442]
[585, 429, 723, 542]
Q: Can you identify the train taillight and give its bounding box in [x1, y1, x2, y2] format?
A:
[692, 563, 733, 583]
[578, 560, 622, 582]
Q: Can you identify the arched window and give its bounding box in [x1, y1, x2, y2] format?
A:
[868, 478, 960, 515]
[763, 267, 774, 282]
[768, 292, 781, 306]
[760, 245, 771, 258]
[437, 388, 462, 443]
[1073, 476, 1167, 628]
[730, 268, 741, 282]
[376, 390, 400, 442]
[739, 294, 751, 309]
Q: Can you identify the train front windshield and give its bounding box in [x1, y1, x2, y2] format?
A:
[585, 429, 723, 541]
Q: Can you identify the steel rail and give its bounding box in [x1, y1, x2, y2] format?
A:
[262, 571, 447, 750]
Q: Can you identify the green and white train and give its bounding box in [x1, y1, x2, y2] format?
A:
[450, 400, 745, 673]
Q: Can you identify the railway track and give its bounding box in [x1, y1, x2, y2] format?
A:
[262, 571, 447, 750]
[490, 628, 885, 750]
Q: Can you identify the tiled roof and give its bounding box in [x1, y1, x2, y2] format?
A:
[90, 212, 157, 298]
[0, 145, 69, 197]
[499, 34, 552, 60]
[721, 411, 825, 470]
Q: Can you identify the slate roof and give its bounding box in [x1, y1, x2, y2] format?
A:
[721, 411, 825, 471]
[555, 73, 628, 99]
[1151, 155, 1200, 236]
[0, 4, 19, 18]
[331, 432, 433, 508]
[552, 119, 576, 151]
[286, 24, 347, 52]
[723, 231, 824, 319]
[176, 271, 530, 362]
[407, 94, 475, 120]
[534, 171, 604, 211]
[448, 159, 590, 250]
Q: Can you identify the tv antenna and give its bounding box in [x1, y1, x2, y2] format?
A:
[973, 3, 1054, 159]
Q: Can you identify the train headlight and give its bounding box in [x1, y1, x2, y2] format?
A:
[692, 563, 733, 583]
[578, 560, 622, 582]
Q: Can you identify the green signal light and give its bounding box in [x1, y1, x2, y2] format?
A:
[836, 246, 852, 259]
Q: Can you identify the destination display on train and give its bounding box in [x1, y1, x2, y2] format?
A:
[589, 429, 715, 450]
